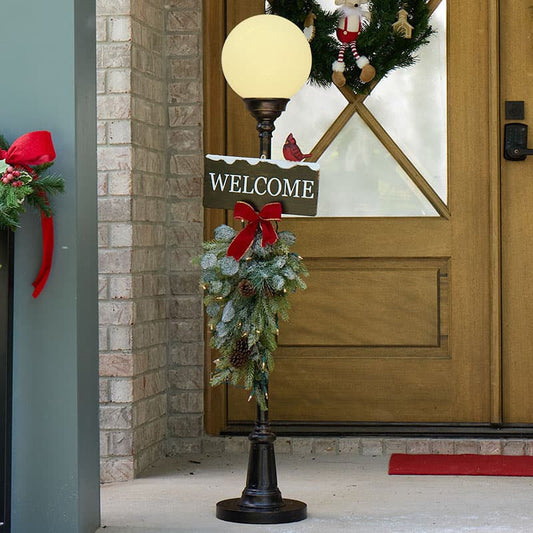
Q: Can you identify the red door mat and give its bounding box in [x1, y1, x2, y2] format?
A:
[389, 454, 533, 476]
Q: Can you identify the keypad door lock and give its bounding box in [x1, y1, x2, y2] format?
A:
[504, 123, 533, 161]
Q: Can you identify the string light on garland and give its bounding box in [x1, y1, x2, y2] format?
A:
[267, 0, 435, 94]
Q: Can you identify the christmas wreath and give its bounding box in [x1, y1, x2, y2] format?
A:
[267, 0, 434, 94]
[0, 132, 64, 231]
[197, 202, 308, 409]
[0, 131, 64, 297]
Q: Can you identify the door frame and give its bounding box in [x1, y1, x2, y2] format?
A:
[203, 0, 506, 436]
[0, 230, 13, 532]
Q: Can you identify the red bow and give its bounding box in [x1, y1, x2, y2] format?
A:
[0, 130, 56, 167]
[227, 201, 282, 261]
[1, 131, 57, 298]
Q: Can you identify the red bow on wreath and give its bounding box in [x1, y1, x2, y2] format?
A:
[227, 201, 283, 261]
[0, 131, 57, 298]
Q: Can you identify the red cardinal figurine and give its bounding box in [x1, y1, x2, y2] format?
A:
[283, 133, 312, 162]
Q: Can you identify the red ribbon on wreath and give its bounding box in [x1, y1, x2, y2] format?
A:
[227, 201, 283, 261]
[0, 131, 57, 298]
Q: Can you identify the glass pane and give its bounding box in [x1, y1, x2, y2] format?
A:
[267, 0, 446, 217]
[269, 0, 347, 161]
[365, 1, 447, 202]
[317, 113, 438, 217]
[272, 82, 347, 162]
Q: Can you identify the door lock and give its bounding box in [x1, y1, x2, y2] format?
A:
[504, 123, 533, 161]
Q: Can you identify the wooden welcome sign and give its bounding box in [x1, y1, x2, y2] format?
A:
[204, 155, 319, 216]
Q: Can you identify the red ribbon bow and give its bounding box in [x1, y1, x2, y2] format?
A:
[0, 130, 56, 166]
[1, 131, 57, 298]
[227, 201, 282, 261]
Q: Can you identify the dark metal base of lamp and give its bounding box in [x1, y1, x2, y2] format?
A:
[216, 498, 307, 524]
[216, 403, 307, 525]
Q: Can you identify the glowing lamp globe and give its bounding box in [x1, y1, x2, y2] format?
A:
[221, 14, 312, 99]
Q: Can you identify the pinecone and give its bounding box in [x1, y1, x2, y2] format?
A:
[263, 284, 279, 298]
[230, 337, 252, 368]
[238, 279, 256, 298]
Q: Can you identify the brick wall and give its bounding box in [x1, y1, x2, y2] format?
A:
[165, 0, 205, 455]
[97, 0, 169, 482]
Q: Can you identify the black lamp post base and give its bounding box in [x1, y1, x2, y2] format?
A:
[216, 498, 307, 524]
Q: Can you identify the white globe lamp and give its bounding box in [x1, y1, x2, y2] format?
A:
[221, 14, 312, 158]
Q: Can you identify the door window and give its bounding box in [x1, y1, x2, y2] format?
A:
[270, 0, 447, 217]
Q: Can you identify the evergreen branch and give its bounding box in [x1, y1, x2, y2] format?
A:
[0, 205, 20, 231]
[26, 193, 52, 216]
[198, 226, 307, 410]
[32, 162, 54, 174]
[0, 135, 9, 152]
[32, 174, 65, 194]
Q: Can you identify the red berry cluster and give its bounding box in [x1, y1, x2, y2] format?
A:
[1, 165, 24, 187]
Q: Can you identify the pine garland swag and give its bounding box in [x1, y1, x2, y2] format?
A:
[267, 0, 435, 94]
[197, 225, 308, 410]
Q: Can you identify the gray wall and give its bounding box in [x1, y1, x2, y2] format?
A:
[0, 0, 100, 532]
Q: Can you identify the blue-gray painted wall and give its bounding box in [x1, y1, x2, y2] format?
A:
[0, 0, 100, 532]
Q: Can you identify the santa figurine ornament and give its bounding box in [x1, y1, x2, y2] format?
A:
[332, 0, 376, 88]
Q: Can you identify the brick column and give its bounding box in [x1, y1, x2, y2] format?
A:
[165, 0, 205, 455]
[97, 0, 168, 482]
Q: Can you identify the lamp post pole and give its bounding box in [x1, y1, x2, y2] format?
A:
[216, 13, 311, 525]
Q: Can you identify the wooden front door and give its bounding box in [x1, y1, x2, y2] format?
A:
[204, 0, 529, 433]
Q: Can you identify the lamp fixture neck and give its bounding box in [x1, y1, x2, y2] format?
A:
[244, 98, 289, 159]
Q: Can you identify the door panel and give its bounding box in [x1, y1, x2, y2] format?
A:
[207, 0, 498, 429]
[501, 0, 533, 423]
[279, 259, 446, 349]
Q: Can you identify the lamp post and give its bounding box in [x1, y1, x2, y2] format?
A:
[215, 14, 312, 525]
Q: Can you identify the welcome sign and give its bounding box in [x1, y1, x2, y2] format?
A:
[204, 155, 319, 216]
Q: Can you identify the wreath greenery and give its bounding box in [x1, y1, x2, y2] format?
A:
[267, 0, 435, 94]
[0, 134, 64, 231]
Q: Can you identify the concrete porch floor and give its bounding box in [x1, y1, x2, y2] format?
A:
[98, 454, 533, 532]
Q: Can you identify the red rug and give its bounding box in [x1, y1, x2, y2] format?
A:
[389, 454, 533, 476]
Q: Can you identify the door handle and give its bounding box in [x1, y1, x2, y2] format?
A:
[504, 123, 533, 161]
